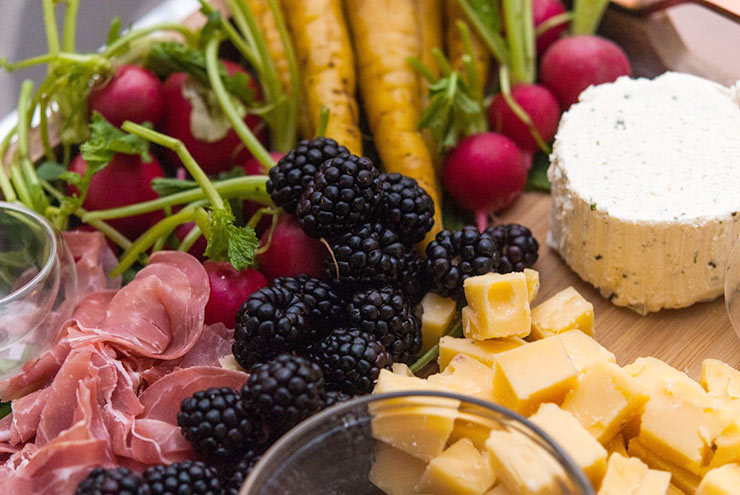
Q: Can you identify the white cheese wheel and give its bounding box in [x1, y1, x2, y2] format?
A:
[547, 72, 740, 314]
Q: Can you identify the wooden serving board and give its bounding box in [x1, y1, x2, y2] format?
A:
[498, 192, 740, 380]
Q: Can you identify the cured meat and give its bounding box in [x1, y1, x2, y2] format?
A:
[63, 230, 121, 298]
[0, 251, 245, 494]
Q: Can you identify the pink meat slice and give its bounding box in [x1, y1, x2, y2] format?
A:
[63, 230, 121, 298]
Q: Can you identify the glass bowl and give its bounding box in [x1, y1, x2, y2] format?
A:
[0, 202, 77, 381]
[241, 391, 594, 495]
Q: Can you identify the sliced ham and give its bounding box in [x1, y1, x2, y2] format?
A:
[63, 230, 121, 298]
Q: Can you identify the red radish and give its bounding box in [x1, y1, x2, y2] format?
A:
[88, 65, 165, 127]
[489, 84, 560, 155]
[68, 153, 165, 239]
[242, 152, 283, 234]
[159, 60, 266, 175]
[174, 222, 208, 260]
[256, 215, 326, 280]
[203, 261, 268, 327]
[533, 0, 568, 56]
[540, 35, 631, 109]
[443, 133, 527, 231]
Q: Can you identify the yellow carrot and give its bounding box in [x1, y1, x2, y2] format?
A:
[446, 0, 490, 91]
[346, 0, 443, 246]
[280, 0, 362, 153]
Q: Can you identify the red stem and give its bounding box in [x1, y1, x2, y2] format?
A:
[476, 210, 489, 232]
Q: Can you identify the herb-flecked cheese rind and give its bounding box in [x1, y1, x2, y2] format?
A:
[547, 72, 740, 314]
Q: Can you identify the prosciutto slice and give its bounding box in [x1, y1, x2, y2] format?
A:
[0, 251, 242, 494]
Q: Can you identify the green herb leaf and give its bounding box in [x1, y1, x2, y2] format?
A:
[35, 161, 66, 181]
[145, 42, 255, 104]
[106, 16, 122, 45]
[525, 151, 551, 192]
[80, 112, 151, 172]
[205, 208, 258, 270]
[151, 167, 246, 197]
[0, 402, 10, 419]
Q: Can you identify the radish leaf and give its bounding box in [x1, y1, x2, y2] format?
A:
[205, 209, 258, 270]
[80, 112, 151, 172]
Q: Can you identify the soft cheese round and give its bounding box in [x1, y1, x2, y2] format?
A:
[548, 72, 740, 313]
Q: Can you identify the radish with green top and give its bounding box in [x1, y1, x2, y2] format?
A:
[539, 35, 631, 109]
[256, 215, 326, 280]
[203, 261, 268, 327]
[443, 132, 527, 231]
[489, 83, 560, 155]
[88, 65, 165, 128]
[533, 0, 568, 56]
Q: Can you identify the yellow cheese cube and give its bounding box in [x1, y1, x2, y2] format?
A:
[627, 438, 701, 494]
[438, 336, 526, 370]
[447, 414, 495, 452]
[666, 485, 686, 495]
[558, 330, 616, 374]
[597, 453, 671, 495]
[492, 336, 578, 415]
[530, 287, 594, 340]
[529, 403, 608, 487]
[700, 359, 740, 401]
[696, 463, 740, 495]
[417, 438, 497, 495]
[391, 363, 414, 376]
[462, 272, 531, 340]
[371, 370, 458, 461]
[368, 442, 426, 495]
[708, 418, 740, 470]
[427, 354, 496, 403]
[624, 357, 706, 398]
[605, 434, 628, 457]
[523, 268, 540, 303]
[561, 360, 649, 444]
[485, 429, 563, 495]
[637, 391, 727, 475]
[421, 293, 457, 352]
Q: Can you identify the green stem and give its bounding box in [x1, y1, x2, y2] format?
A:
[193, 207, 211, 239]
[499, 66, 551, 154]
[535, 11, 572, 37]
[266, 0, 300, 150]
[103, 23, 199, 57]
[457, 0, 509, 67]
[571, 0, 610, 35]
[409, 316, 463, 374]
[38, 99, 55, 162]
[315, 106, 330, 138]
[503, 0, 535, 85]
[178, 223, 202, 252]
[226, 0, 287, 152]
[9, 164, 32, 206]
[42, 0, 61, 61]
[81, 175, 270, 222]
[457, 21, 483, 101]
[152, 234, 168, 253]
[121, 121, 226, 210]
[254, 210, 279, 255]
[204, 37, 276, 169]
[407, 56, 437, 84]
[1, 52, 100, 72]
[16, 82, 43, 198]
[432, 48, 453, 77]
[198, 1, 261, 69]
[0, 128, 18, 202]
[112, 207, 197, 277]
[62, 0, 80, 52]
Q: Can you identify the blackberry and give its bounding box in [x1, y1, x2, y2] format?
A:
[323, 390, 352, 408]
[177, 387, 264, 462]
[271, 274, 344, 329]
[308, 328, 392, 395]
[143, 461, 221, 495]
[399, 250, 430, 304]
[223, 450, 262, 495]
[327, 223, 405, 285]
[233, 286, 311, 369]
[485, 224, 539, 273]
[266, 137, 349, 213]
[376, 173, 435, 245]
[76, 467, 145, 495]
[296, 154, 381, 238]
[425, 226, 500, 301]
[347, 287, 421, 365]
[241, 354, 326, 437]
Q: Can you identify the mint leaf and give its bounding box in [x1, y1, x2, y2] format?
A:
[204, 208, 258, 270]
[145, 42, 255, 104]
[35, 161, 66, 181]
[80, 113, 151, 173]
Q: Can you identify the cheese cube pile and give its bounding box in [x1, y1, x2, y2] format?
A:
[371, 270, 740, 495]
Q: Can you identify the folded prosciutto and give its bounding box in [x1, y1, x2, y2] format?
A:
[0, 234, 244, 495]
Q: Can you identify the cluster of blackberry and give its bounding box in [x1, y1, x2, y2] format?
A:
[76, 461, 222, 495]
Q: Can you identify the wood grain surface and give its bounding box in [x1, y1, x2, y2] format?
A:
[499, 192, 740, 380]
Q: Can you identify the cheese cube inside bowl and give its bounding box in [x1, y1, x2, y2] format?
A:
[417, 438, 497, 495]
[598, 453, 671, 495]
[369, 441, 427, 495]
[696, 463, 740, 495]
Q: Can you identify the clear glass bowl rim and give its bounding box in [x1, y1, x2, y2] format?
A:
[0, 201, 58, 306]
[242, 389, 595, 495]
